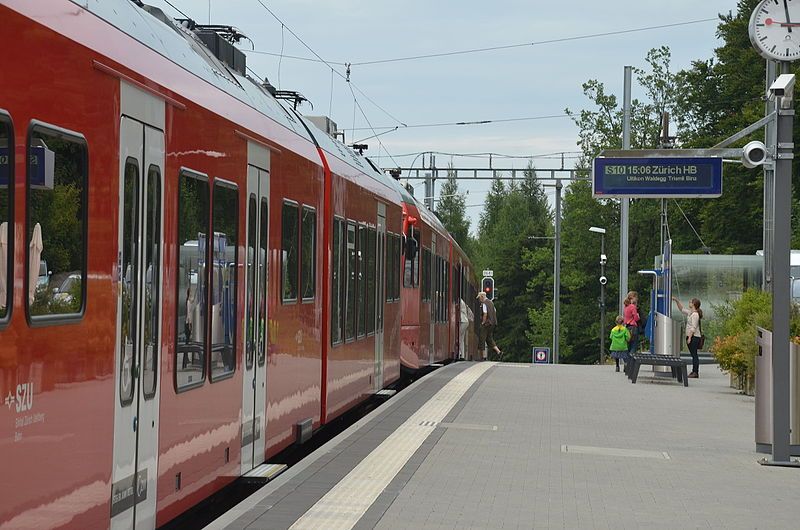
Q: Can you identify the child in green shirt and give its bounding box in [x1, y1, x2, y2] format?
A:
[609, 315, 631, 372]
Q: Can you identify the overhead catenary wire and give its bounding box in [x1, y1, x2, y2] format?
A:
[247, 18, 719, 67]
[347, 82, 400, 168]
[251, 0, 406, 128]
[162, 0, 191, 19]
[672, 199, 710, 251]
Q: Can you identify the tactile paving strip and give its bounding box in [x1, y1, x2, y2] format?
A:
[288, 362, 495, 530]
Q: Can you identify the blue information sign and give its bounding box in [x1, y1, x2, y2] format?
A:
[593, 157, 723, 198]
[532, 347, 550, 364]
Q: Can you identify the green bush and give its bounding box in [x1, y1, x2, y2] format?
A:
[711, 289, 800, 392]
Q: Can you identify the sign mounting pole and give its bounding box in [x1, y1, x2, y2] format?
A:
[620, 65, 632, 314]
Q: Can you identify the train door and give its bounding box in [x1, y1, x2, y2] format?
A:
[241, 143, 270, 473]
[111, 83, 164, 529]
[430, 236, 436, 364]
[374, 205, 386, 391]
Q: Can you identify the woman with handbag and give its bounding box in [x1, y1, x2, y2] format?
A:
[673, 296, 704, 378]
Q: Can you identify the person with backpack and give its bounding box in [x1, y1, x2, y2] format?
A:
[609, 315, 631, 372]
[673, 297, 704, 379]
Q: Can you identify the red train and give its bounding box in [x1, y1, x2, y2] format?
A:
[0, 1, 478, 528]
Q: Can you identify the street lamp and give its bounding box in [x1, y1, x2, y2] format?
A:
[589, 226, 607, 365]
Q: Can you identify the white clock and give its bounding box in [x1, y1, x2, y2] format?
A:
[749, 0, 800, 61]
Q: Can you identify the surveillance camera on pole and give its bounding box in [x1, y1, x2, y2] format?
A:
[599, 254, 608, 265]
[599, 275, 608, 285]
[769, 74, 795, 100]
[742, 140, 768, 169]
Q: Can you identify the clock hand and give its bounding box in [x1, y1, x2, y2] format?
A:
[785, 0, 793, 33]
[765, 18, 800, 27]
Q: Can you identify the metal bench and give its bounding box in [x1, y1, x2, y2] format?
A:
[625, 353, 689, 387]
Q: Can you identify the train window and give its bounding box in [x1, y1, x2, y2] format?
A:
[176, 170, 209, 391]
[388, 233, 399, 302]
[385, 233, 393, 303]
[331, 218, 343, 345]
[421, 248, 431, 303]
[345, 222, 356, 341]
[257, 199, 268, 367]
[142, 165, 161, 399]
[246, 196, 257, 370]
[119, 159, 139, 406]
[210, 181, 238, 382]
[366, 227, 376, 335]
[301, 206, 316, 301]
[281, 201, 299, 302]
[433, 256, 439, 322]
[26, 124, 88, 321]
[394, 234, 402, 300]
[0, 115, 12, 324]
[412, 229, 420, 287]
[357, 224, 367, 338]
[403, 230, 414, 288]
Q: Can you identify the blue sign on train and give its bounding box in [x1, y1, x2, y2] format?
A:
[593, 157, 723, 198]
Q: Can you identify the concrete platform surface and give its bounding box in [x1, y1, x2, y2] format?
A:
[208, 361, 800, 530]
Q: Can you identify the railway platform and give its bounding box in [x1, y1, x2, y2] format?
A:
[207, 361, 800, 529]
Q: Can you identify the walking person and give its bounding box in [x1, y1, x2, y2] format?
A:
[477, 292, 502, 360]
[673, 296, 703, 378]
[623, 291, 641, 362]
[609, 315, 631, 372]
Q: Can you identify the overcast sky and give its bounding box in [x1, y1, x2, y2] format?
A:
[151, 0, 737, 232]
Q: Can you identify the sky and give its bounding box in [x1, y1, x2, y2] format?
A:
[151, 0, 738, 232]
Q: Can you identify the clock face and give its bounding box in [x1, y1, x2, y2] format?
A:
[750, 0, 800, 61]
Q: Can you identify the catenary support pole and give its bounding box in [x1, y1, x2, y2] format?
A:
[769, 67, 794, 464]
[600, 233, 606, 365]
[620, 66, 632, 314]
[553, 179, 562, 364]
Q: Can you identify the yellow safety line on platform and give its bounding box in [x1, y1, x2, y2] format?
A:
[289, 362, 495, 530]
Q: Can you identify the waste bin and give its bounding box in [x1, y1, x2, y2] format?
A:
[754, 327, 800, 454]
[652, 312, 683, 374]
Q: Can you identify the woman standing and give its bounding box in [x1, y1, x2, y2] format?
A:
[673, 297, 703, 378]
[623, 291, 641, 362]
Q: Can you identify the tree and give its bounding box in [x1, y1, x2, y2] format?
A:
[560, 47, 681, 363]
[475, 164, 552, 361]
[436, 165, 471, 256]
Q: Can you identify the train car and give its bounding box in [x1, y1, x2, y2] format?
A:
[449, 238, 479, 361]
[415, 200, 454, 365]
[0, 1, 408, 528]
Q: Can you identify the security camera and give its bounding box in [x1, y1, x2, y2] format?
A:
[742, 141, 768, 169]
[769, 74, 796, 99]
[599, 254, 608, 265]
[599, 275, 608, 285]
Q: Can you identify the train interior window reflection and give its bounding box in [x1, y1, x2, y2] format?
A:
[0, 119, 11, 321]
[282, 201, 299, 302]
[301, 206, 316, 300]
[142, 165, 161, 398]
[176, 172, 209, 390]
[119, 160, 139, 406]
[210, 182, 238, 381]
[357, 224, 366, 338]
[367, 227, 376, 335]
[332, 218, 343, 345]
[246, 196, 256, 370]
[27, 127, 87, 318]
[345, 222, 356, 341]
[257, 199, 268, 367]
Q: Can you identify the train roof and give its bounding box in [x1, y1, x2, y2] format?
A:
[80, 0, 397, 193]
